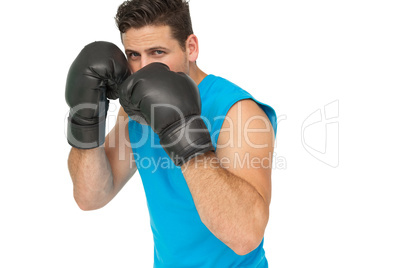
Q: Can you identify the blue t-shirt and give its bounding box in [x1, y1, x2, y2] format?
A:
[128, 74, 277, 267]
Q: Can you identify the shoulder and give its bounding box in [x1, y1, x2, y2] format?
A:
[211, 76, 277, 136]
[201, 74, 253, 114]
[206, 75, 249, 93]
[217, 99, 274, 152]
[226, 99, 268, 121]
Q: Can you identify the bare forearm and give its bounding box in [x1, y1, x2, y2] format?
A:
[68, 147, 114, 210]
[181, 151, 269, 255]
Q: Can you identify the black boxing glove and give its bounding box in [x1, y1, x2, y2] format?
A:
[65, 41, 130, 149]
[119, 62, 214, 166]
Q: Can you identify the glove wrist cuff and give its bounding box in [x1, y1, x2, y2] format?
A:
[67, 116, 106, 149]
[159, 116, 215, 166]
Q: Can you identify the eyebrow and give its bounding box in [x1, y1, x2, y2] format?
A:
[125, 46, 170, 54]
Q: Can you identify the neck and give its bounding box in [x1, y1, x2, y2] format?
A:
[189, 62, 208, 85]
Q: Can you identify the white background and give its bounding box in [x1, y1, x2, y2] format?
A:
[1, 0, 401, 267]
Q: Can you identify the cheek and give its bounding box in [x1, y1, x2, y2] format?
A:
[128, 62, 140, 73]
[165, 55, 189, 73]
[161, 60, 178, 72]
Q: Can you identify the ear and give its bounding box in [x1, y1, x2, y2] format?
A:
[185, 34, 199, 62]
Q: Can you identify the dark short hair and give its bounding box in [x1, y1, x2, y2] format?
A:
[115, 0, 193, 50]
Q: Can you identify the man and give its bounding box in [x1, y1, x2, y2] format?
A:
[66, 0, 277, 267]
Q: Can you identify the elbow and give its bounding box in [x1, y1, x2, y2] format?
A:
[231, 232, 264, 256]
[232, 206, 269, 255]
[73, 194, 105, 211]
[76, 202, 98, 211]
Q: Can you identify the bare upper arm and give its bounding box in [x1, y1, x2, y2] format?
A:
[104, 106, 137, 195]
[215, 99, 275, 206]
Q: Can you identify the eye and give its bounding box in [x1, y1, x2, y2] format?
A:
[152, 50, 165, 56]
[128, 52, 140, 60]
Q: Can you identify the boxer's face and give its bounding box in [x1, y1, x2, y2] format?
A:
[122, 25, 191, 74]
